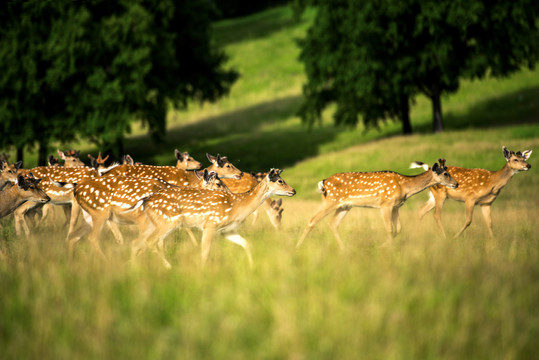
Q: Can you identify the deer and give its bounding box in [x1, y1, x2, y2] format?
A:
[88, 152, 110, 170]
[58, 149, 86, 167]
[222, 172, 285, 229]
[0, 174, 50, 220]
[0, 160, 22, 190]
[131, 168, 296, 269]
[418, 146, 532, 238]
[174, 149, 202, 170]
[296, 159, 458, 249]
[13, 166, 102, 237]
[67, 169, 228, 258]
[102, 153, 243, 187]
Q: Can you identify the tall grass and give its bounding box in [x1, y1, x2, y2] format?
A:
[2, 4, 539, 359]
[1, 125, 538, 359]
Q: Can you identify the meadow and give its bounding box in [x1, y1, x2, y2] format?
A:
[1, 5, 539, 360]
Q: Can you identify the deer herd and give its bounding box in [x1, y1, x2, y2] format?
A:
[0, 146, 532, 268]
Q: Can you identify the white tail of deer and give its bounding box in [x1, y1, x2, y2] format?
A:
[0, 174, 50, 219]
[418, 146, 532, 238]
[296, 159, 458, 248]
[131, 168, 296, 269]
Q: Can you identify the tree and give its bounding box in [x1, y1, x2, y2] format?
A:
[295, 0, 539, 134]
[0, 0, 238, 164]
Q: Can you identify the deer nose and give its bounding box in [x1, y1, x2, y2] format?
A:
[454, 183, 459, 188]
[527, 164, 531, 169]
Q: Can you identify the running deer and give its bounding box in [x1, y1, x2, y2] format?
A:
[296, 159, 458, 249]
[222, 172, 285, 229]
[58, 149, 86, 167]
[131, 168, 296, 269]
[0, 174, 50, 219]
[102, 153, 243, 186]
[13, 166, 101, 236]
[174, 149, 202, 170]
[67, 170, 227, 258]
[418, 146, 532, 238]
[0, 160, 22, 190]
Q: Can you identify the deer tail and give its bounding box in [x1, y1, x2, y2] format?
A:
[317, 180, 327, 197]
[410, 161, 430, 171]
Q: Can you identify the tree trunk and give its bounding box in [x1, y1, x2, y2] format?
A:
[37, 139, 48, 166]
[400, 95, 412, 135]
[16, 146, 24, 165]
[431, 89, 444, 133]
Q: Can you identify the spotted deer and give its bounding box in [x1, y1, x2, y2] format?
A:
[0, 160, 22, 190]
[0, 174, 50, 220]
[103, 153, 243, 187]
[131, 169, 296, 268]
[13, 166, 101, 236]
[88, 152, 110, 170]
[222, 172, 285, 229]
[418, 147, 532, 238]
[67, 170, 228, 258]
[58, 149, 86, 167]
[296, 159, 458, 249]
[174, 149, 202, 170]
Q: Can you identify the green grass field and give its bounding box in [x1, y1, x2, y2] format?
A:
[1, 5, 539, 359]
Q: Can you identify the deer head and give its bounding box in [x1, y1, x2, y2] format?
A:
[503, 146, 532, 173]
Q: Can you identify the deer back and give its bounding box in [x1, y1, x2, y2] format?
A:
[21, 166, 99, 184]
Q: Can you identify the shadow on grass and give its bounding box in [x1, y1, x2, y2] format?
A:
[213, 5, 307, 47]
[123, 85, 539, 171]
[124, 95, 343, 171]
[414, 85, 539, 134]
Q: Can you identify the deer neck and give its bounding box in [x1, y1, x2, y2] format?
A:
[490, 163, 515, 192]
[400, 171, 438, 200]
[229, 181, 271, 221]
[0, 184, 27, 218]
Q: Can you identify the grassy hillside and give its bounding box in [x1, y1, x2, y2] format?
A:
[1, 4, 539, 360]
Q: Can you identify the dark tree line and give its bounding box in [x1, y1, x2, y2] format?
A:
[295, 0, 539, 134]
[0, 0, 238, 165]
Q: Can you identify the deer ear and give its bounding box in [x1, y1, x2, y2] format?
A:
[432, 163, 439, 172]
[175, 149, 183, 161]
[15, 161, 22, 170]
[503, 146, 512, 161]
[206, 153, 216, 164]
[57, 149, 66, 159]
[522, 150, 532, 160]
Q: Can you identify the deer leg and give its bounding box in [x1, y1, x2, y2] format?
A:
[131, 216, 155, 260]
[392, 207, 401, 235]
[200, 227, 216, 266]
[86, 213, 108, 259]
[251, 209, 260, 226]
[418, 191, 436, 220]
[106, 221, 124, 244]
[480, 204, 494, 238]
[184, 228, 198, 246]
[224, 232, 253, 268]
[68, 209, 93, 259]
[296, 202, 339, 248]
[14, 203, 34, 237]
[432, 194, 447, 238]
[380, 206, 395, 243]
[455, 200, 476, 238]
[262, 199, 282, 230]
[328, 207, 349, 250]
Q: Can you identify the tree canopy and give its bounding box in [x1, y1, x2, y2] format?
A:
[0, 0, 238, 164]
[296, 0, 539, 134]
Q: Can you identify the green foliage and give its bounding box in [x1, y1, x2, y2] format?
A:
[296, 0, 539, 133]
[0, 0, 238, 163]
